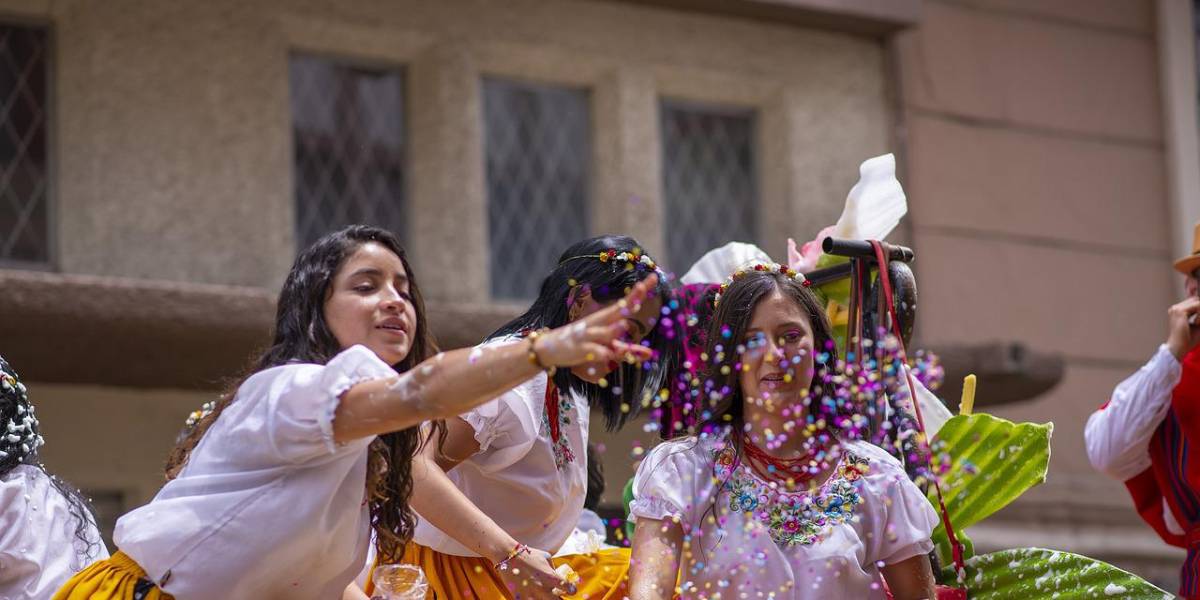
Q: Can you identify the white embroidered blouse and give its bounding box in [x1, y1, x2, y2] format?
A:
[631, 435, 938, 599]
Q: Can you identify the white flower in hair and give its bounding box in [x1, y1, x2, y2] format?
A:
[185, 400, 218, 428]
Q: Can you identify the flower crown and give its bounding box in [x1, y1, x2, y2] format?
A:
[713, 262, 810, 308]
[184, 400, 217, 429]
[562, 248, 658, 272]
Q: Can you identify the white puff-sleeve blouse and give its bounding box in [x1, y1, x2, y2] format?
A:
[114, 345, 398, 600]
[413, 339, 588, 557]
[631, 436, 938, 599]
[0, 465, 109, 600]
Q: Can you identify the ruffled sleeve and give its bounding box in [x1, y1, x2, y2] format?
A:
[853, 442, 939, 566]
[262, 345, 399, 464]
[629, 438, 713, 531]
[457, 371, 543, 472]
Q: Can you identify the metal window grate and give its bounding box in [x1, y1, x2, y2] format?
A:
[0, 25, 48, 265]
[290, 54, 406, 251]
[660, 101, 758, 271]
[484, 78, 590, 300]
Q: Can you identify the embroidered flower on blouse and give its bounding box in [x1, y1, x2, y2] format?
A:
[541, 391, 576, 470]
[714, 446, 868, 547]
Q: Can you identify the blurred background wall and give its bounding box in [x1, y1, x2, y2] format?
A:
[0, 0, 1194, 590]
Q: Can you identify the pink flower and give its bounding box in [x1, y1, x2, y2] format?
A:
[787, 225, 835, 273]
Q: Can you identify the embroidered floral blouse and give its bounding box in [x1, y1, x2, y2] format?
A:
[631, 435, 938, 599]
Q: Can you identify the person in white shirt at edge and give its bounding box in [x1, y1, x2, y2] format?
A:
[364, 235, 677, 600]
[627, 264, 938, 600]
[51, 225, 656, 600]
[0, 355, 109, 599]
[1084, 221, 1200, 599]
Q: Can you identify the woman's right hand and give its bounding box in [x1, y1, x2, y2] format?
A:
[497, 547, 575, 599]
[534, 273, 659, 369]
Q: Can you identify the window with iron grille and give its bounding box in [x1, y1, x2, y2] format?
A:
[290, 54, 406, 251]
[660, 100, 758, 271]
[0, 24, 49, 266]
[484, 78, 590, 300]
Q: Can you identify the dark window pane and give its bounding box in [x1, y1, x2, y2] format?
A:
[661, 101, 757, 270]
[484, 78, 590, 300]
[0, 25, 48, 264]
[289, 54, 406, 251]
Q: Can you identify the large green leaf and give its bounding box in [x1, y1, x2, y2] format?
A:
[928, 413, 1052, 564]
[940, 548, 1171, 599]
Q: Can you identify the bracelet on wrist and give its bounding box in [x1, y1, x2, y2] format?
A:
[494, 542, 531, 571]
[525, 328, 557, 376]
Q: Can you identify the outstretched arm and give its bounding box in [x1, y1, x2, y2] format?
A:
[627, 517, 683, 600]
[333, 275, 658, 442]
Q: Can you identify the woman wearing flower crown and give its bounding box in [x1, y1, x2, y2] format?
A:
[367, 234, 677, 599]
[0, 355, 108, 598]
[626, 264, 937, 599]
[53, 226, 654, 600]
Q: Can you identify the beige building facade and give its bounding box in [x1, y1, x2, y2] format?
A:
[0, 0, 1193, 591]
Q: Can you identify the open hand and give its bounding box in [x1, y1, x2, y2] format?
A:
[535, 273, 659, 368]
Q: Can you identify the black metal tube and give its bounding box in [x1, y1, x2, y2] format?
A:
[821, 237, 914, 263]
[803, 262, 852, 286]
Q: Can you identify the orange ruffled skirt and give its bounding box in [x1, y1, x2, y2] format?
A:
[367, 542, 630, 599]
[52, 551, 174, 600]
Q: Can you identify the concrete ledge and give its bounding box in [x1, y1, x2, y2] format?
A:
[0, 269, 519, 390]
[613, 0, 922, 35]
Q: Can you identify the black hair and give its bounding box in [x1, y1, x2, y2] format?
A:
[488, 234, 680, 431]
[166, 225, 441, 562]
[0, 355, 104, 559]
[584, 442, 604, 511]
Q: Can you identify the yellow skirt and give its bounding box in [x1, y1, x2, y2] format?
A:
[366, 542, 630, 599]
[53, 551, 174, 600]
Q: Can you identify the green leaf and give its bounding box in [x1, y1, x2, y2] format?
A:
[940, 548, 1171, 599]
[928, 413, 1052, 565]
[810, 255, 851, 353]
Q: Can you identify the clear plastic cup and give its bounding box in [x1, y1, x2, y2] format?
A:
[371, 564, 429, 600]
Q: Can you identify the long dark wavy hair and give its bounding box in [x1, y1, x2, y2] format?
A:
[165, 225, 440, 562]
[697, 269, 836, 456]
[0, 356, 105, 560]
[489, 235, 679, 431]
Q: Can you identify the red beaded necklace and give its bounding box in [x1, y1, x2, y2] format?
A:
[739, 434, 834, 487]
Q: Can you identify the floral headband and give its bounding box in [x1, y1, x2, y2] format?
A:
[184, 400, 217, 429]
[561, 248, 658, 272]
[713, 262, 810, 308]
